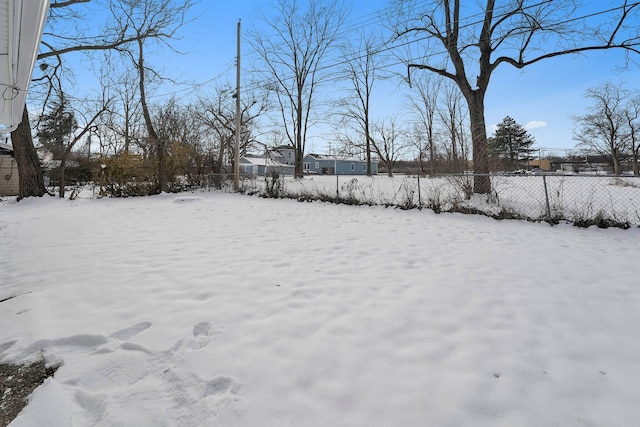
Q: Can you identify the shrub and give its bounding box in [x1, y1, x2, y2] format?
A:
[100, 153, 157, 197]
[264, 172, 283, 198]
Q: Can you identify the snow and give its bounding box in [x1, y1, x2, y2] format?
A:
[1, 192, 639, 426]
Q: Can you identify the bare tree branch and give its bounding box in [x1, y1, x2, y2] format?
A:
[392, 0, 640, 193]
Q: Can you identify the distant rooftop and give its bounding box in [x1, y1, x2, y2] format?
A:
[306, 153, 376, 162]
[0, 141, 13, 153]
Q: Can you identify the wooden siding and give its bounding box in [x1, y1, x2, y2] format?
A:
[0, 154, 18, 196]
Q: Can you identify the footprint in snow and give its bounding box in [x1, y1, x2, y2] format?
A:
[12, 321, 240, 425]
[205, 376, 240, 397]
[109, 321, 152, 341]
[0, 340, 16, 358]
[193, 321, 214, 348]
[172, 196, 204, 203]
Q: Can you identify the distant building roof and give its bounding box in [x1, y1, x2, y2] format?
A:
[0, 142, 13, 154]
[306, 153, 378, 162]
[240, 156, 290, 167]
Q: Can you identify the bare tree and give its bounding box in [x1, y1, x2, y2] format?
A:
[406, 74, 441, 175]
[338, 31, 381, 175]
[152, 98, 205, 183]
[573, 82, 629, 176]
[334, 129, 366, 158]
[102, 65, 145, 155]
[251, 0, 346, 177]
[57, 93, 112, 198]
[11, 0, 193, 198]
[439, 82, 469, 172]
[624, 95, 640, 175]
[112, 0, 193, 193]
[196, 85, 268, 174]
[392, 0, 640, 193]
[370, 117, 409, 177]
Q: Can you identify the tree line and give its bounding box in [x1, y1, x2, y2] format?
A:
[573, 81, 640, 176]
[8, 0, 640, 199]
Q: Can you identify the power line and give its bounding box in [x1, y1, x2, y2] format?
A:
[42, 1, 640, 105]
[238, 0, 630, 94]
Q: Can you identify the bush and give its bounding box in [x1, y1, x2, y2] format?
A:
[264, 172, 283, 198]
[100, 153, 158, 197]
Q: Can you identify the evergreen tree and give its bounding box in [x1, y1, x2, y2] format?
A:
[36, 96, 77, 160]
[489, 116, 535, 170]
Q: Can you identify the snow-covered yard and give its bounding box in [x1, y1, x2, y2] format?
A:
[1, 192, 639, 426]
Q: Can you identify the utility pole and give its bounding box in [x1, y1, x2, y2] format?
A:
[234, 19, 241, 191]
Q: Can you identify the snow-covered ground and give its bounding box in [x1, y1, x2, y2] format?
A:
[1, 192, 639, 426]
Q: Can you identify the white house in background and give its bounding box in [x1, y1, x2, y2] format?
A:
[0, 0, 50, 131]
[255, 146, 380, 176]
[303, 154, 379, 175]
[239, 156, 294, 176]
[0, 142, 19, 196]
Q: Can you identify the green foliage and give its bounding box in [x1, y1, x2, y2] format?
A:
[489, 116, 536, 170]
[36, 97, 77, 159]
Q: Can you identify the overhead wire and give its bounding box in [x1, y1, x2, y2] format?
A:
[41, 1, 640, 105]
[237, 0, 625, 95]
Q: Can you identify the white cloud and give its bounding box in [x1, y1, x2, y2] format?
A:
[525, 120, 548, 130]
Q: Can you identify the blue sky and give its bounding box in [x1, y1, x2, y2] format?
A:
[50, 0, 640, 156]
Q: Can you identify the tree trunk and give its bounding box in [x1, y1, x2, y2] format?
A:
[429, 129, 436, 175]
[467, 94, 491, 194]
[156, 139, 168, 191]
[612, 150, 622, 176]
[59, 157, 67, 198]
[365, 125, 371, 176]
[10, 106, 47, 200]
[294, 146, 303, 178]
[294, 91, 304, 178]
[137, 37, 168, 193]
[215, 142, 225, 174]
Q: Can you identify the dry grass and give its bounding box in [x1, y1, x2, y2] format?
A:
[0, 360, 57, 427]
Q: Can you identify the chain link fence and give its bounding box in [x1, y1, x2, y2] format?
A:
[225, 173, 640, 228]
[6, 163, 638, 228]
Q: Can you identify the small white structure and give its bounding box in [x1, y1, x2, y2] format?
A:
[0, 142, 18, 196]
[239, 156, 295, 176]
[0, 0, 50, 130]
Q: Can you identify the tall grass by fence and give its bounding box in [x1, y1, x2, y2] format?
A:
[219, 173, 639, 228]
[7, 165, 636, 228]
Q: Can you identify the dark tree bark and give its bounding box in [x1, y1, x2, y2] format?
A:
[135, 38, 168, 193]
[10, 107, 47, 199]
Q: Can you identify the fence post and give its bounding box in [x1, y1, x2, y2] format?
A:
[336, 173, 339, 200]
[542, 174, 553, 225]
[417, 174, 422, 209]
